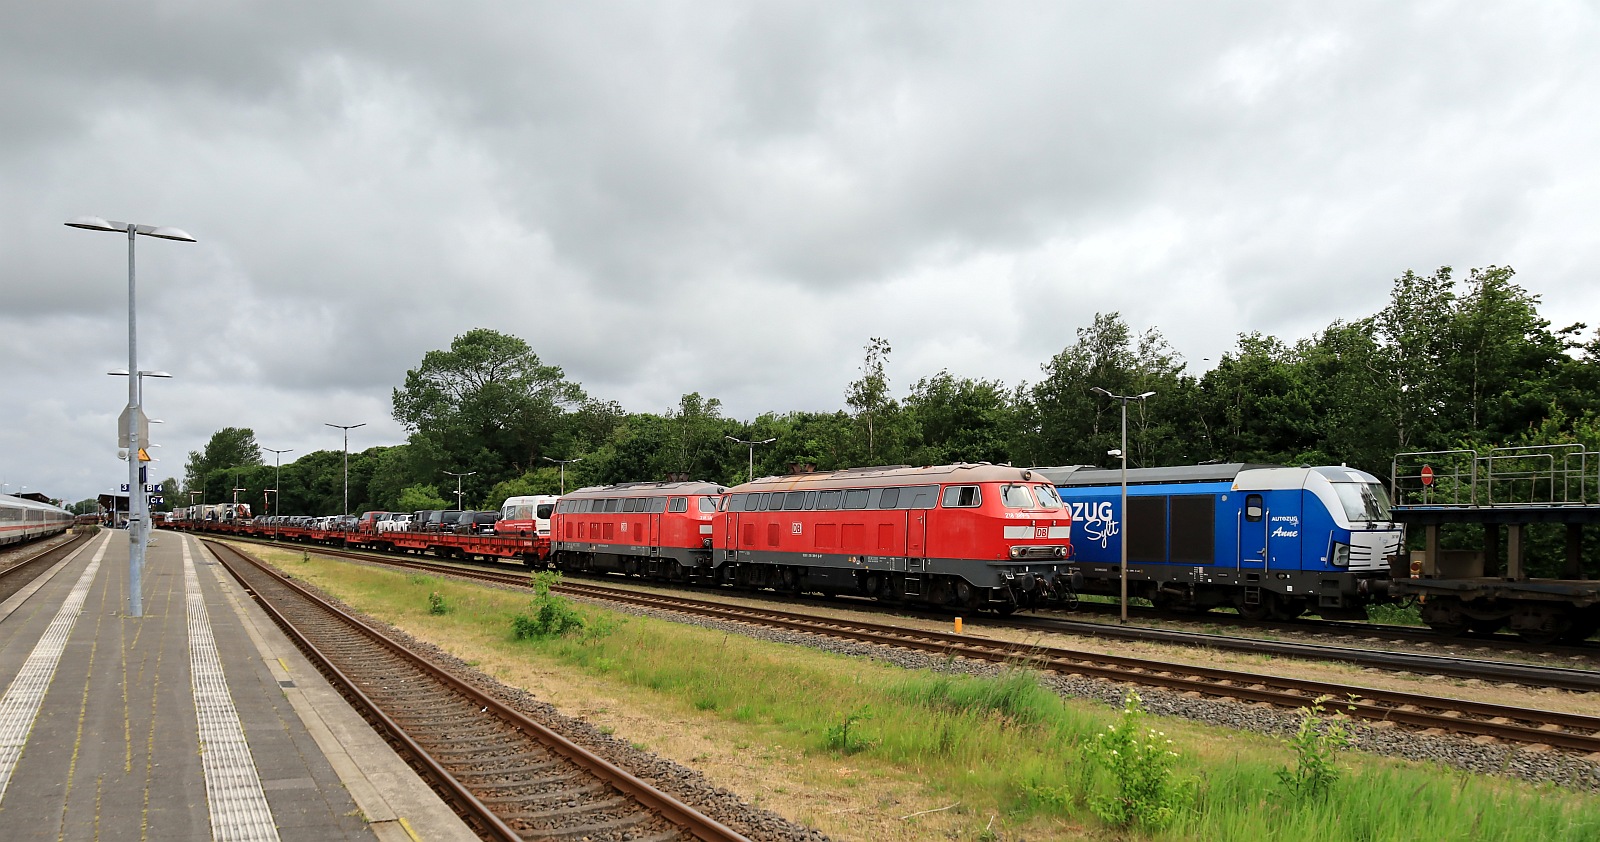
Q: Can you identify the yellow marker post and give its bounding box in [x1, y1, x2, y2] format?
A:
[954, 617, 963, 634]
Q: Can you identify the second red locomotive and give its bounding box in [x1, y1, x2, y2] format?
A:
[548, 464, 1074, 612]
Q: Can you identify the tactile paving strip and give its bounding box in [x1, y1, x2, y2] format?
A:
[0, 532, 108, 804]
[184, 537, 281, 841]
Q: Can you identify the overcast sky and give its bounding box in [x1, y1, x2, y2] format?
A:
[4, 2, 1597, 505]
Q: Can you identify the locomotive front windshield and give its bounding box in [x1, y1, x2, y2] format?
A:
[1033, 485, 1063, 508]
[999, 484, 1036, 508]
[1332, 481, 1393, 523]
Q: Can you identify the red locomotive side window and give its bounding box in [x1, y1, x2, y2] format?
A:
[942, 485, 981, 507]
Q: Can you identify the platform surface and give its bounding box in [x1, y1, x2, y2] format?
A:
[0, 530, 475, 841]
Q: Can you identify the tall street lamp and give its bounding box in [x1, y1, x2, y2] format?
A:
[443, 470, 476, 510]
[264, 447, 293, 536]
[541, 457, 581, 494]
[325, 422, 365, 544]
[724, 436, 776, 483]
[1091, 387, 1155, 624]
[69, 215, 194, 617]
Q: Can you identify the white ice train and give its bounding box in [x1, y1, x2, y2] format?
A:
[0, 493, 73, 547]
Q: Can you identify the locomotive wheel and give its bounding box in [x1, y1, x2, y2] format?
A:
[1238, 598, 1272, 621]
[1269, 598, 1307, 621]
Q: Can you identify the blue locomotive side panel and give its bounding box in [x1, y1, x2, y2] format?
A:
[1039, 463, 1399, 619]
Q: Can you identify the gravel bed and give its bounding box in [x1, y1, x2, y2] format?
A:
[273, 569, 831, 842]
[566, 592, 1600, 793]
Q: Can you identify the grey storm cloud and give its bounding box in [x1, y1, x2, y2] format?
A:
[2, 1, 1598, 504]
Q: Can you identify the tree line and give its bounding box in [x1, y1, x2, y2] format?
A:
[164, 264, 1600, 517]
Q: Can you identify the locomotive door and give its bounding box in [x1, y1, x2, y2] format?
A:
[649, 512, 661, 556]
[907, 510, 927, 559]
[1238, 493, 1267, 569]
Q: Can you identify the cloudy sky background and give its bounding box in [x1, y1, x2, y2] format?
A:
[3, 2, 1597, 505]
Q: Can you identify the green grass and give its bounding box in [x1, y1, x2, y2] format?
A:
[261, 547, 1600, 841]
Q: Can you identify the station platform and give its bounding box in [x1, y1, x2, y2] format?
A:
[0, 529, 476, 841]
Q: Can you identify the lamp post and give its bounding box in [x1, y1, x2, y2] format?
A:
[108, 369, 170, 550]
[264, 447, 292, 538]
[325, 422, 365, 545]
[540, 457, 581, 494]
[443, 470, 476, 510]
[69, 216, 194, 617]
[724, 436, 776, 483]
[1090, 387, 1155, 624]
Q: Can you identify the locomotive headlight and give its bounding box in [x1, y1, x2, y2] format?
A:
[1009, 546, 1023, 559]
[1330, 542, 1351, 568]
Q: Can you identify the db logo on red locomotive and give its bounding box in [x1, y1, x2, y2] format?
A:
[1034, 526, 1050, 539]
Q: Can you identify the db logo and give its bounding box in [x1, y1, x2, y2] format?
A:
[1034, 526, 1049, 539]
[792, 522, 803, 535]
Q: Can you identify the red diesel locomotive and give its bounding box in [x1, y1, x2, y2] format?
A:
[549, 480, 727, 577]
[713, 464, 1073, 612]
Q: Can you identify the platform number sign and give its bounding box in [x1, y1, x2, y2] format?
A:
[1421, 465, 1435, 486]
[150, 495, 163, 505]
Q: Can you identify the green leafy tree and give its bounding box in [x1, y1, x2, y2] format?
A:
[392, 328, 585, 488]
[666, 392, 735, 479]
[903, 371, 1015, 466]
[396, 484, 450, 512]
[846, 337, 895, 461]
[184, 427, 262, 489]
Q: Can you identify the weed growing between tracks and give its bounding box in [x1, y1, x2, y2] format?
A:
[250, 545, 1600, 842]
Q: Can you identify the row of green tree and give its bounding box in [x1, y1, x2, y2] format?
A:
[160, 265, 1600, 518]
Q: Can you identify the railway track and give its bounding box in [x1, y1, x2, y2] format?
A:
[212, 537, 1600, 754]
[216, 535, 1600, 693]
[204, 539, 750, 842]
[0, 532, 91, 604]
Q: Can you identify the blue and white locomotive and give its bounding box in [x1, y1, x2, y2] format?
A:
[1034, 464, 1402, 620]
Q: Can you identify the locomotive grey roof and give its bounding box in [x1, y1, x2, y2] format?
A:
[1032, 463, 1282, 487]
[565, 480, 727, 498]
[729, 462, 1041, 493]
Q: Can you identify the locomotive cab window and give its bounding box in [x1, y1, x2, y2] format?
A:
[669, 497, 688, 513]
[877, 487, 900, 509]
[816, 490, 842, 510]
[999, 484, 1035, 508]
[843, 489, 870, 509]
[698, 496, 718, 513]
[1245, 494, 1264, 522]
[942, 485, 981, 507]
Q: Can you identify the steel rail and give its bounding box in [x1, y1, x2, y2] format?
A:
[262, 544, 1600, 753]
[205, 539, 750, 842]
[264, 542, 1600, 694]
[0, 532, 92, 603]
